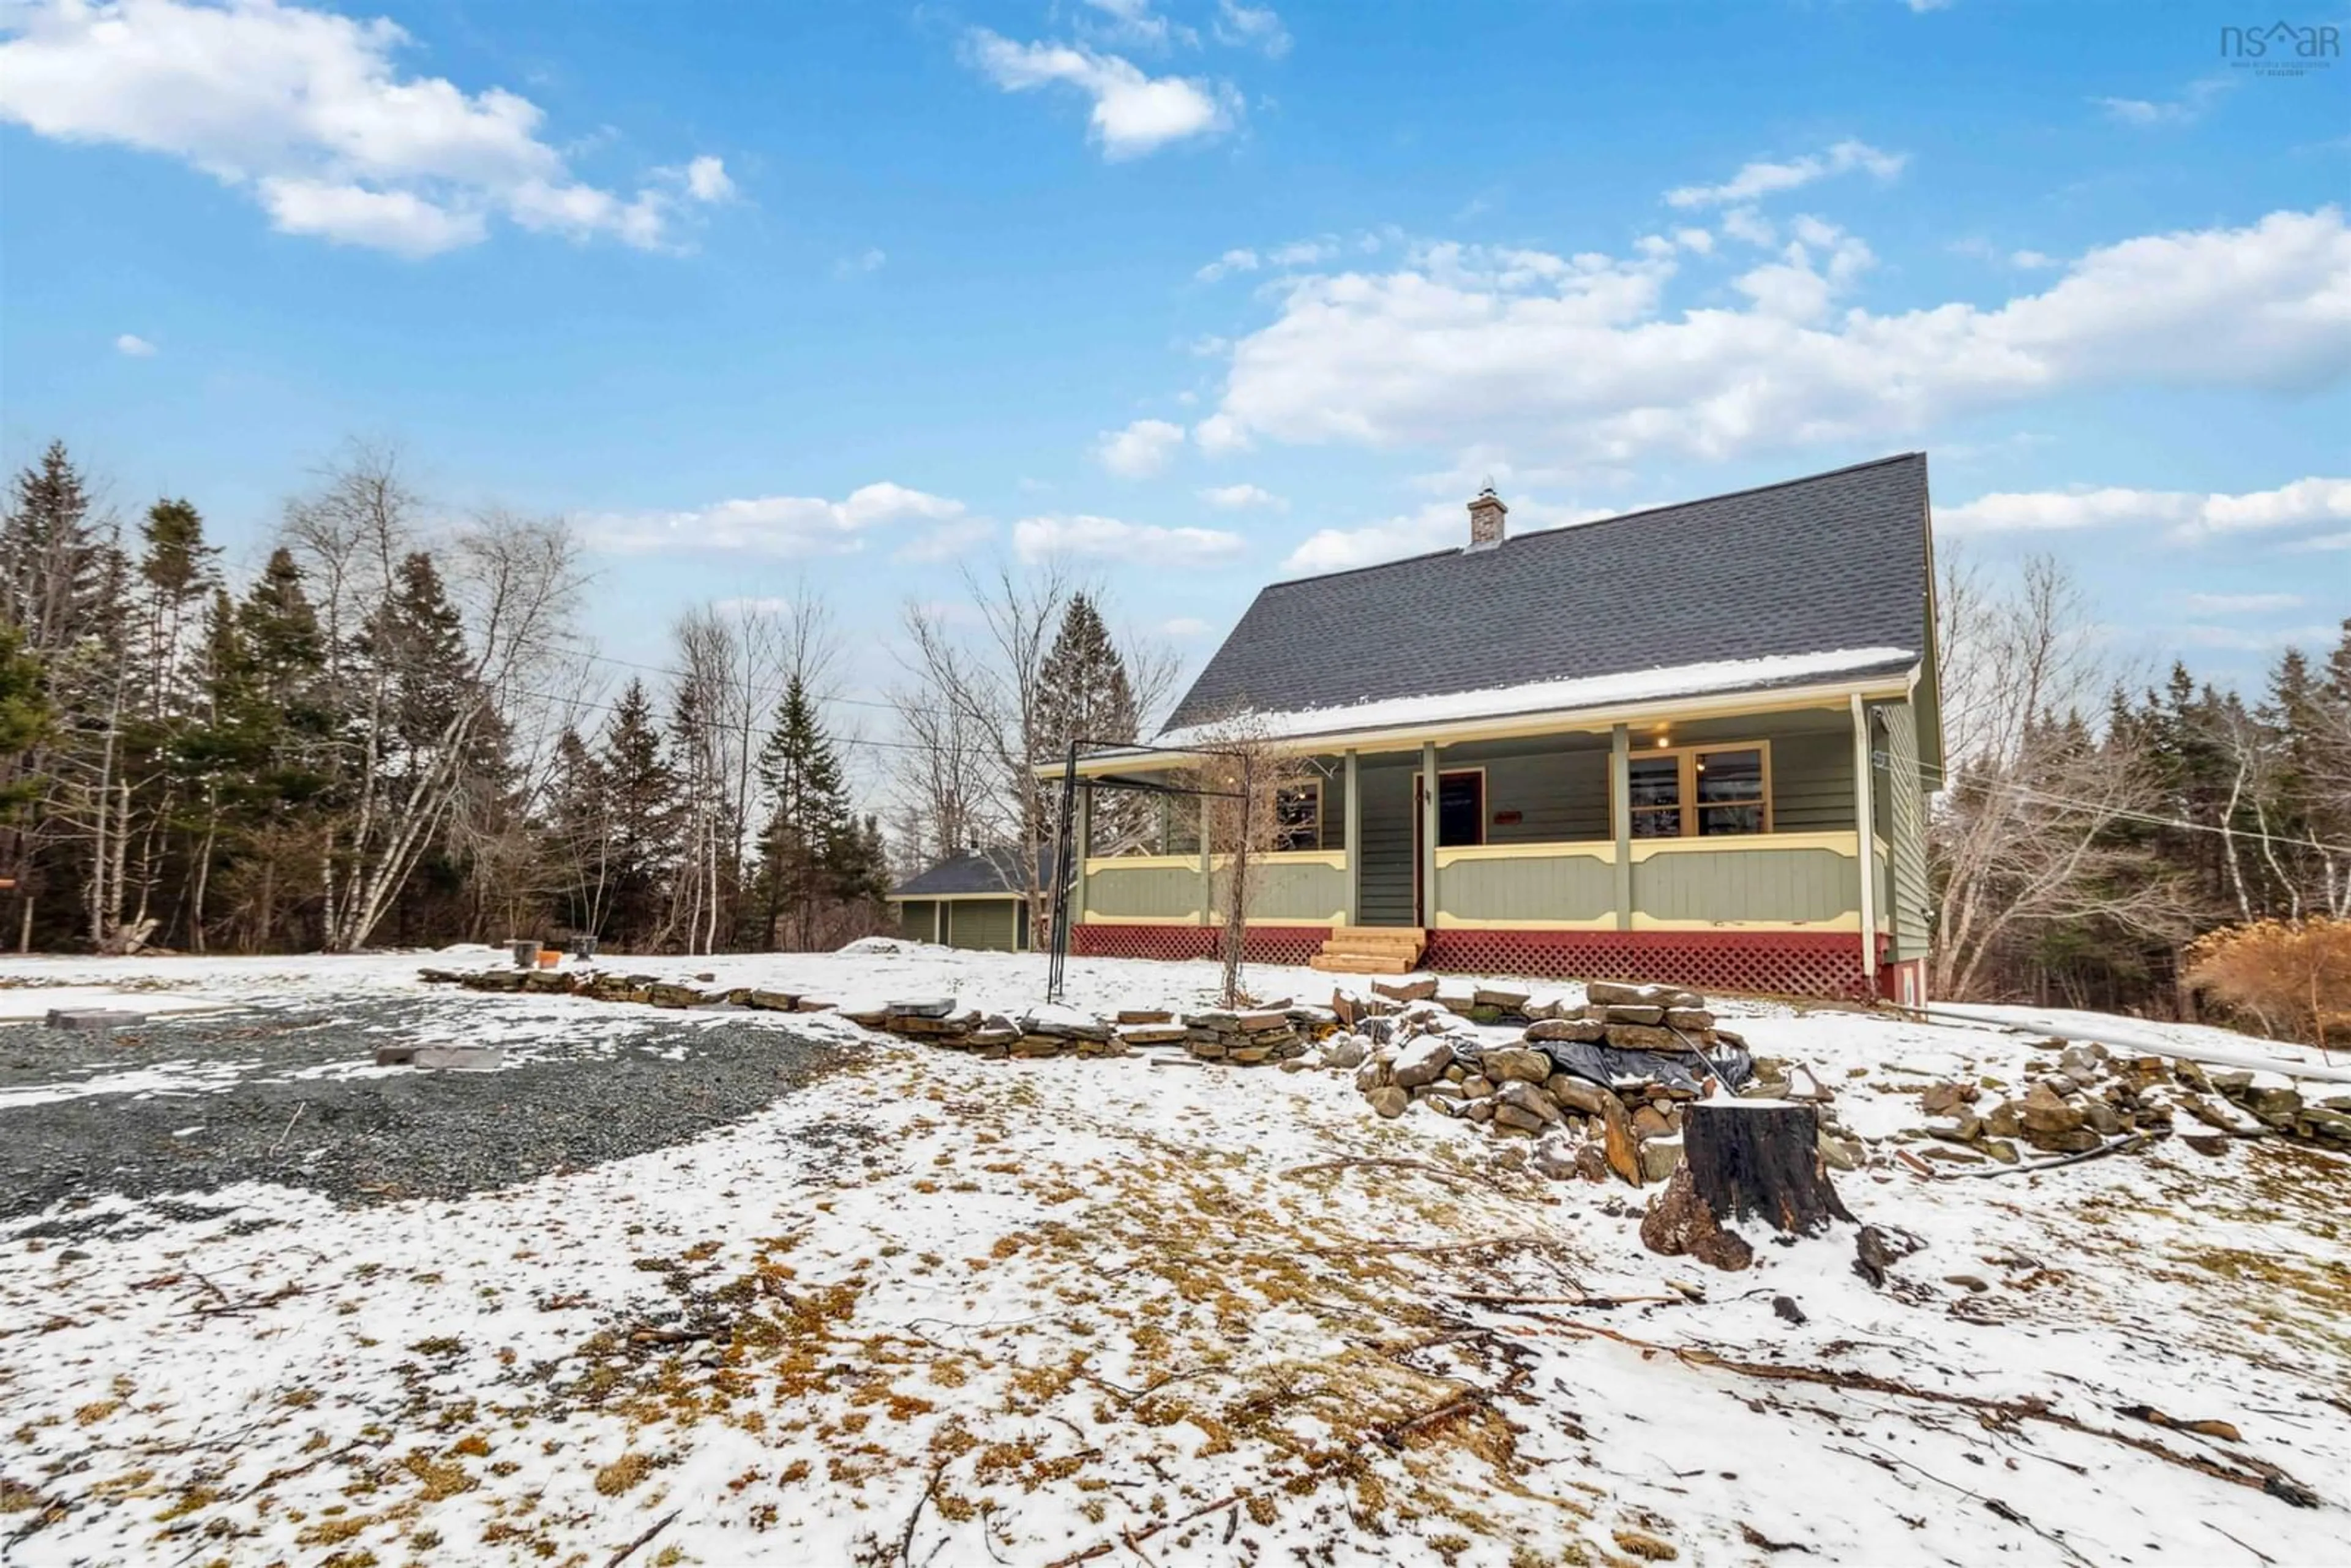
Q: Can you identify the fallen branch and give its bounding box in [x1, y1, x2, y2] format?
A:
[1529, 1318, 2322, 1506]
[1302, 1234, 1571, 1259]
[1941, 1133, 2159, 1181]
[268, 1101, 307, 1155]
[1445, 1291, 1682, 1310]
[1044, 1490, 1244, 1567]
[606, 1508, 680, 1568]
[1283, 1156, 1512, 1193]
[896, 1462, 945, 1566]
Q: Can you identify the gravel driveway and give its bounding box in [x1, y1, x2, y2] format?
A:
[0, 996, 849, 1228]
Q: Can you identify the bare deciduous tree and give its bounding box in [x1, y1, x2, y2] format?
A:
[1930, 553, 2194, 999]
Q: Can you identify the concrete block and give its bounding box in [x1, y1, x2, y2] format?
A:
[45, 1009, 146, 1030]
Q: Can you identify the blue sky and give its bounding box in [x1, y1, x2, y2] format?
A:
[4, 0, 2347, 780]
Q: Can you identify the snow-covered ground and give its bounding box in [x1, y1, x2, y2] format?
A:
[1, 945, 2345, 1567]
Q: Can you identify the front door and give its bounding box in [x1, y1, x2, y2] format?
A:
[1412, 770, 1485, 925]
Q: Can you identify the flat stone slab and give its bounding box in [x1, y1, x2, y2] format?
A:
[413, 1045, 507, 1071]
[45, 1009, 146, 1030]
[887, 997, 957, 1018]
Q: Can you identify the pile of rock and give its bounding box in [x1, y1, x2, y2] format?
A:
[1909, 1039, 2351, 1165]
[831, 999, 1129, 1059]
[1345, 981, 1774, 1188]
[1181, 1007, 1322, 1065]
[419, 967, 817, 1011]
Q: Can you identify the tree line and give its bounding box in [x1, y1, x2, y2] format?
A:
[0, 441, 1165, 957]
[1930, 555, 2351, 1019]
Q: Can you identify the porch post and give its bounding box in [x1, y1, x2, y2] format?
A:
[1343, 749, 1361, 926]
[1851, 692, 1879, 985]
[1198, 793, 1213, 927]
[1610, 723, 1632, 930]
[933, 899, 943, 944]
[1419, 740, 1439, 929]
[1073, 785, 1092, 936]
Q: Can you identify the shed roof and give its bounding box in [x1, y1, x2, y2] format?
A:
[890, 846, 1056, 900]
[1159, 454, 1932, 741]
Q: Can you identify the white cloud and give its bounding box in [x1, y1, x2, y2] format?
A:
[680, 154, 733, 202]
[1198, 482, 1285, 510]
[965, 30, 1235, 159]
[2011, 249, 2057, 269]
[1196, 247, 1259, 282]
[1665, 139, 1907, 209]
[1161, 615, 1212, 637]
[1281, 498, 1618, 574]
[1213, 0, 1290, 58]
[895, 517, 996, 562]
[1198, 208, 2351, 465]
[1012, 514, 1245, 565]
[2177, 623, 2344, 651]
[0, 0, 730, 256]
[113, 332, 157, 356]
[834, 247, 887, 278]
[1719, 206, 1775, 247]
[1673, 227, 1715, 255]
[1939, 478, 2351, 542]
[2095, 79, 2230, 128]
[583, 482, 969, 557]
[1904, 0, 1954, 11]
[1269, 238, 1337, 266]
[2292, 531, 2351, 552]
[1079, 0, 1194, 49]
[1094, 417, 1187, 477]
[2180, 591, 2304, 614]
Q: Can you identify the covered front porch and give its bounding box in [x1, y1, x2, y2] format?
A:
[1070, 692, 1927, 999]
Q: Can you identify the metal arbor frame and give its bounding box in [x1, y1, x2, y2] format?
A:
[1043, 740, 1245, 1004]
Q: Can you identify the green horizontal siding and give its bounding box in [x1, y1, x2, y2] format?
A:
[1210, 859, 1346, 921]
[1880, 700, 1933, 958]
[897, 899, 938, 942]
[1086, 864, 1203, 919]
[1438, 852, 1614, 922]
[1633, 847, 1859, 923]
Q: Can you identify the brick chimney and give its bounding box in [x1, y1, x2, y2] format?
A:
[1467, 484, 1507, 550]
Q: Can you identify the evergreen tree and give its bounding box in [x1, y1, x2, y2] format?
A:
[599, 678, 678, 946]
[1034, 592, 1141, 846]
[752, 673, 857, 949]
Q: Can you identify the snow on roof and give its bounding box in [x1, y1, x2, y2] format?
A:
[1149, 645, 1916, 750]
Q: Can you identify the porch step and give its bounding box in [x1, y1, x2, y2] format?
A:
[1311, 953, 1419, 975]
[1312, 926, 1427, 975]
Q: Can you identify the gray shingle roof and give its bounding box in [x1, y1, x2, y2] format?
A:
[1161, 454, 1932, 737]
[890, 846, 1057, 899]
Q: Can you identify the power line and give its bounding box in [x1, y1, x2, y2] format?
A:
[1872, 748, 2351, 858]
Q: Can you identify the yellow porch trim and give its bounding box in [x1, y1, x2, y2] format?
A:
[1207, 911, 1346, 927]
[1086, 853, 1199, 872]
[1627, 830, 1860, 863]
[1434, 839, 1614, 869]
[1628, 912, 1865, 932]
[1432, 912, 1619, 931]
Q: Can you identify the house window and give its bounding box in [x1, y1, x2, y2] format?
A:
[1626, 743, 1771, 838]
[1273, 782, 1321, 851]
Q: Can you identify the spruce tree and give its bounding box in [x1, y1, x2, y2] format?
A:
[1035, 592, 1141, 846]
[753, 673, 856, 949]
[599, 678, 678, 947]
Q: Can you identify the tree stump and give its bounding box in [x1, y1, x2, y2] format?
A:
[1683, 1100, 1853, 1235]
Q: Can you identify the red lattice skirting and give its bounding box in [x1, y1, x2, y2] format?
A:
[1074, 923, 1907, 1001]
[1425, 930, 1893, 1001]
[1071, 925, 1332, 968]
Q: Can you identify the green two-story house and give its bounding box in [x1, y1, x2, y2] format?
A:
[1063, 454, 1943, 1003]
